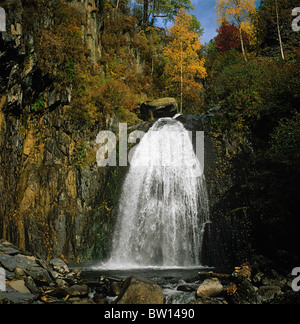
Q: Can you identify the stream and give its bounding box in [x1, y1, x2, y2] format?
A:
[82, 266, 216, 304]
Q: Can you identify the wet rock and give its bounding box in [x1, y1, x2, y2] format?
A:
[50, 258, 69, 274]
[257, 285, 282, 303]
[225, 279, 260, 304]
[177, 284, 196, 292]
[115, 276, 164, 304]
[196, 279, 224, 299]
[111, 281, 122, 296]
[67, 284, 89, 297]
[93, 293, 108, 304]
[140, 98, 178, 121]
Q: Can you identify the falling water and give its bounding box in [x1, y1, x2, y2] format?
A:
[105, 118, 210, 269]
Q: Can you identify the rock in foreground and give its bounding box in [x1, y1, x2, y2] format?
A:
[115, 276, 164, 304]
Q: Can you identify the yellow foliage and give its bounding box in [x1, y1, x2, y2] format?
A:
[163, 9, 206, 102]
[215, 0, 256, 33]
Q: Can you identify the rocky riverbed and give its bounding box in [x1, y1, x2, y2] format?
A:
[0, 240, 299, 304]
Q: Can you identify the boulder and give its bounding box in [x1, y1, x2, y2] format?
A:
[196, 279, 224, 299]
[140, 98, 178, 121]
[257, 285, 282, 303]
[0, 254, 18, 272]
[50, 258, 69, 274]
[27, 268, 52, 285]
[115, 276, 164, 304]
[225, 279, 260, 304]
[9, 280, 31, 294]
[67, 284, 89, 297]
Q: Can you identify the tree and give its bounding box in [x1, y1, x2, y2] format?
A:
[214, 22, 241, 54]
[136, 0, 193, 26]
[163, 9, 206, 113]
[256, 0, 300, 60]
[215, 0, 256, 61]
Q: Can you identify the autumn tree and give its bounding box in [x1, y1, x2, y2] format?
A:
[215, 0, 256, 61]
[163, 9, 206, 113]
[214, 22, 241, 54]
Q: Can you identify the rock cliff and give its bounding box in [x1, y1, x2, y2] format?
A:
[0, 0, 124, 263]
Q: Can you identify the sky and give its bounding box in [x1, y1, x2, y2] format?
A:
[190, 0, 218, 44]
[190, 0, 261, 44]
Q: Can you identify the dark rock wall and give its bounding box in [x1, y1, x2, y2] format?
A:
[178, 113, 254, 269]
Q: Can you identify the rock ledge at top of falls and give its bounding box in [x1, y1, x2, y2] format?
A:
[139, 98, 178, 121]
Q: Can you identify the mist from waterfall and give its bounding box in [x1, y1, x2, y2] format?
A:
[102, 117, 210, 269]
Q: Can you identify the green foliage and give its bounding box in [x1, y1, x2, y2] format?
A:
[206, 48, 299, 144]
[34, 0, 88, 86]
[268, 113, 300, 166]
[204, 0, 300, 259]
[31, 93, 45, 112]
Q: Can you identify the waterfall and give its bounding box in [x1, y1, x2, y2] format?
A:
[104, 118, 210, 269]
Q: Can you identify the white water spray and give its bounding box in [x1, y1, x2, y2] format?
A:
[103, 118, 210, 269]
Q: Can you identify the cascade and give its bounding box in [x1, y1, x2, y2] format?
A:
[104, 118, 210, 268]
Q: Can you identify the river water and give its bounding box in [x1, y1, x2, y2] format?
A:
[83, 266, 215, 304]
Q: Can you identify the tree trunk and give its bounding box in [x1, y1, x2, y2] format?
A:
[150, 0, 156, 26]
[143, 0, 149, 25]
[275, 0, 285, 60]
[180, 41, 183, 114]
[239, 26, 248, 62]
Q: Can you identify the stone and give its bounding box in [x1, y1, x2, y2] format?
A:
[56, 278, 68, 288]
[115, 276, 164, 304]
[177, 284, 196, 292]
[140, 98, 178, 121]
[0, 254, 18, 272]
[257, 285, 282, 303]
[13, 254, 38, 270]
[225, 279, 260, 304]
[14, 267, 25, 277]
[196, 279, 224, 298]
[0, 246, 19, 256]
[24, 276, 40, 295]
[67, 284, 89, 297]
[111, 281, 122, 296]
[0, 286, 36, 304]
[9, 280, 31, 294]
[50, 258, 69, 274]
[27, 268, 52, 285]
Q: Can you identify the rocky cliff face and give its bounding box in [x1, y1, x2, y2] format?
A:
[178, 112, 254, 268]
[0, 0, 124, 263]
